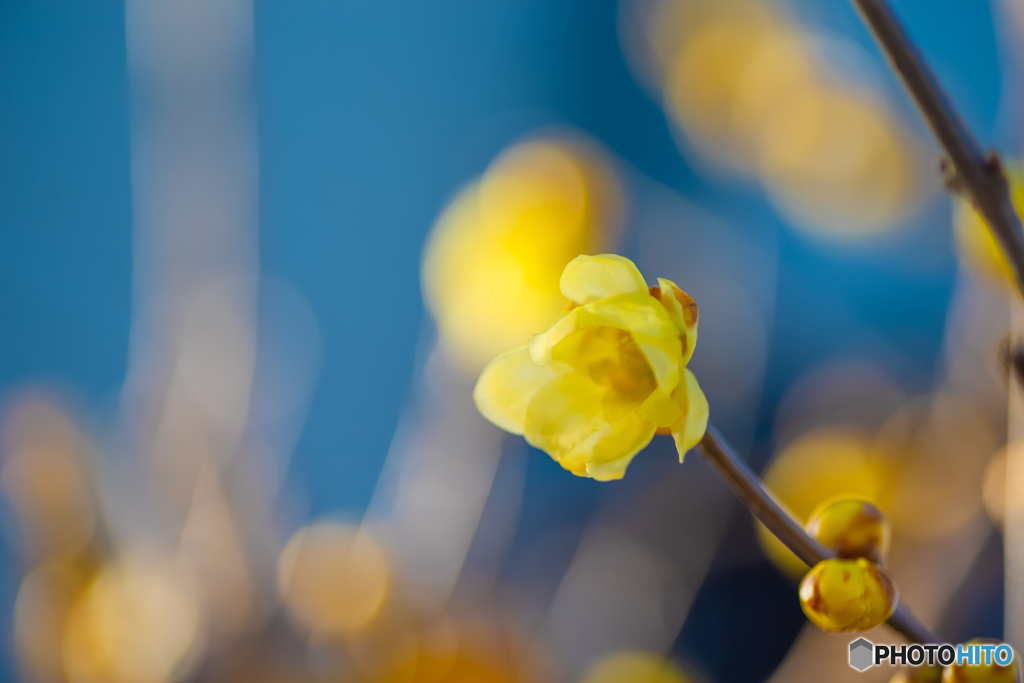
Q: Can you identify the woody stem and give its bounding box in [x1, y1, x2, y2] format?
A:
[696, 424, 941, 644]
[850, 0, 1024, 297]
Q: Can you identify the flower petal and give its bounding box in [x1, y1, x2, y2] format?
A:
[669, 369, 709, 460]
[635, 334, 682, 395]
[524, 373, 609, 462]
[584, 412, 658, 481]
[474, 347, 561, 435]
[560, 254, 648, 303]
[527, 307, 579, 366]
[656, 278, 699, 365]
[636, 386, 683, 428]
[576, 292, 678, 338]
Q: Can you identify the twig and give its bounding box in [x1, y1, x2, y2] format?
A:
[696, 424, 941, 644]
[850, 0, 1024, 296]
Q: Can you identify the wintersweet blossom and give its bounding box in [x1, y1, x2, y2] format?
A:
[473, 254, 708, 481]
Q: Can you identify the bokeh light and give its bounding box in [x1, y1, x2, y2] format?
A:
[626, 0, 928, 238]
[422, 136, 622, 373]
[982, 441, 1024, 527]
[277, 521, 390, 639]
[61, 556, 204, 683]
[876, 395, 994, 539]
[14, 557, 97, 683]
[582, 650, 691, 683]
[756, 87, 922, 237]
[758, 427, 894, 575]
[1, 398, 96, 561]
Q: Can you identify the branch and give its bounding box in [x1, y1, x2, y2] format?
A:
[696, 425, 941, 644]
[849, 0, 1024, 297]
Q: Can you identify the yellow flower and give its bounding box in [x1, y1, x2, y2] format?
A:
[473, 254, 708, 481]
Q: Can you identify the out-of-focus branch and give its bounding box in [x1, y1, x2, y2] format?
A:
[696, 424, 941, 644]
[850, 0, 1024, 297]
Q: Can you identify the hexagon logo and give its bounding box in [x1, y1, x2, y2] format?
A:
[849, 638, 874, 671]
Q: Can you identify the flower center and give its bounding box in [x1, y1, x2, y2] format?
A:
[552, 326, 657, 418]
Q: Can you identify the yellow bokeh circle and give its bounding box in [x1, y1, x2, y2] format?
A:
[422, 137, 621, 373]
[758, 427, 893, 575]
[277, 521, 390, 639]
[62, 558, 204, 683]
[583, 650, 691, 683]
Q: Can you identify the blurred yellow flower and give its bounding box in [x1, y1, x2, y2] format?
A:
[661, 2, 799, 170]
[757, 427, 894, 575]
[277, 521, 390, 639]
[1, 398, 97, 561]
[757, 87, 922, 237]
[583, 650, 690, 683]
[62, 557, 204, 683]
[474, 254, 708, 481]
[637, 0, 925, 237]
[953, 165, 1024, 286]
[942, 640, 1018, 683]
[364, 614, 549, 683]
[422, 137, 621, 373]
[15, 557, 97, 683]
[891, 665, 944, 683]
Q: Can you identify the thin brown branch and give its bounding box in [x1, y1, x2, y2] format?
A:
[696, 424, 941, 644]
[850, 0, 1024, 296]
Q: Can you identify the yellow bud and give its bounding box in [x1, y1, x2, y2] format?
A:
[799, 558, 897, 632]
[891, 665, 943, 683]
[942, 640, 1018, 683]
[806, 497, 890, 563]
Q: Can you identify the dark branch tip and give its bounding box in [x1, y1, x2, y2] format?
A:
[999, 335, 1024, 389]
[940, 157, 970, 199]
[984, 149, 1005, 175]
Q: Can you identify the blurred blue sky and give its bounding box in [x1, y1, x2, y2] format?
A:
[1, 0, 1005, 509]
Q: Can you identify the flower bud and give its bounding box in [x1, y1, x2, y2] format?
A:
[891, 665, 943, 683]
[942, 640, 1018, 683]
[806, 497, 890, 563]
[799, 558, 897, 632]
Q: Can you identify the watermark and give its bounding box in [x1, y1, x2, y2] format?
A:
[848, 638, 1015, 672]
